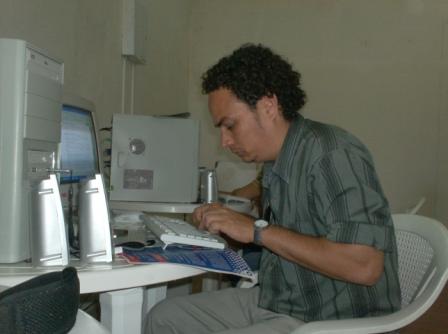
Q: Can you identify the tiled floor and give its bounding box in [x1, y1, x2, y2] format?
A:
[400, 284, 448, 334]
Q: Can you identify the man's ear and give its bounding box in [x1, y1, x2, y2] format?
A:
[257, 94, 280, 120]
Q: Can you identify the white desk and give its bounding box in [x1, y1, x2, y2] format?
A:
[0, 258, 203, 293]
[0, 258, 204, 334]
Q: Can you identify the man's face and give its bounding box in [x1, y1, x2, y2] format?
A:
[208, 88, 272, 162]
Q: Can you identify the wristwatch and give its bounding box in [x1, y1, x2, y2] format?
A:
[253, 219, 270, 246]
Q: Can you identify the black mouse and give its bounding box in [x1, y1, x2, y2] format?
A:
[116, 241, 146, 249]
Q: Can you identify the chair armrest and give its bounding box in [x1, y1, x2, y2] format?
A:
[291, 262, 448, 334]
[291, 295, 436, 334]
[291, 316, 398, 334]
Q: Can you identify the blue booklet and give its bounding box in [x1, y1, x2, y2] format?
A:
[120, 245, 255, 280]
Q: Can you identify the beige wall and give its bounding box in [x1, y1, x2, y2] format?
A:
[0, 0, 122, 128]
[133, 0, 191, 116]
[188, 0, 448, 219]
[0, 0, 190, 125]
[1, 0, 448, 222]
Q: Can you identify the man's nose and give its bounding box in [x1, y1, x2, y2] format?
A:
[220, 128, 233, 148]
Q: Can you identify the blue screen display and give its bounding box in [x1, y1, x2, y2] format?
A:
[60, 105, 99, 183]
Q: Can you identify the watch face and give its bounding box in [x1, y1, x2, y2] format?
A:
[255, 220, 269, 228]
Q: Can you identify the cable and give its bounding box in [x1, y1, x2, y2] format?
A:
[130, 62, 135, 115]
[121, 57, 127, 114]
[67, 170, 79, 251]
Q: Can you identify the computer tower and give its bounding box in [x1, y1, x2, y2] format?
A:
[109, 114, 199, 203]
[0, 39, 64, 263]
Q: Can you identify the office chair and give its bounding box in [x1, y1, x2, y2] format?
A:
[240, 214, 448, 334]
[0, 267, 110, 334]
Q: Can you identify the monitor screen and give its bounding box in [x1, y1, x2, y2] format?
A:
[60, 104, 100, 184]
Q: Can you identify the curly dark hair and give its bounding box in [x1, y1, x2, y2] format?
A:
[201, 43, 306, 120]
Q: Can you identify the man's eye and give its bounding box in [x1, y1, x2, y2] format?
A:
[224, 122, 234, 130]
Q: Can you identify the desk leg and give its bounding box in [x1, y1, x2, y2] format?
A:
[99, 285, 167, 334]
[142, 284, 168, 330]
[202, 272, 221, 291]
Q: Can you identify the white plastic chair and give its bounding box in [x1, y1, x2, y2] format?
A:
[291, 214, 448, 334]
[239, 214, 448, 333]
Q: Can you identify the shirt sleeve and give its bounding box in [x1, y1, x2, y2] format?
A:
[308, 148, 395, 252]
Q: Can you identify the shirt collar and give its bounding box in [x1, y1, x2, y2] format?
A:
[270, 114, 305, 183]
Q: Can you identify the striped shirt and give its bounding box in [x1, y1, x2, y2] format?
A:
[258, 115, 401, 321]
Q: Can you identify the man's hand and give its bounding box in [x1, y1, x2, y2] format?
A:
[192, 203, 255, 243]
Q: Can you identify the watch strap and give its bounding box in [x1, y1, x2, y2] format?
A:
[253, 220, 269, 246]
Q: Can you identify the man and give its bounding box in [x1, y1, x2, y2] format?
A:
[146, 44, 401, 334]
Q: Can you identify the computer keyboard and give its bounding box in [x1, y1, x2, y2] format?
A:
[142, 215, 226, 249]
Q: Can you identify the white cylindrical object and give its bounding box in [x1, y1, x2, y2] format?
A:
[200, 169, 218, 203]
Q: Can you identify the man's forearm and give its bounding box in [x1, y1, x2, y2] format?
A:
[260, 225, 384, 286]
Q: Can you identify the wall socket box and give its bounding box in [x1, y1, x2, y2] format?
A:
[122, 0, 148, 64]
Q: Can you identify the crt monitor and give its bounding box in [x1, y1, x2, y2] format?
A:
[59, 92, 101, 208]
